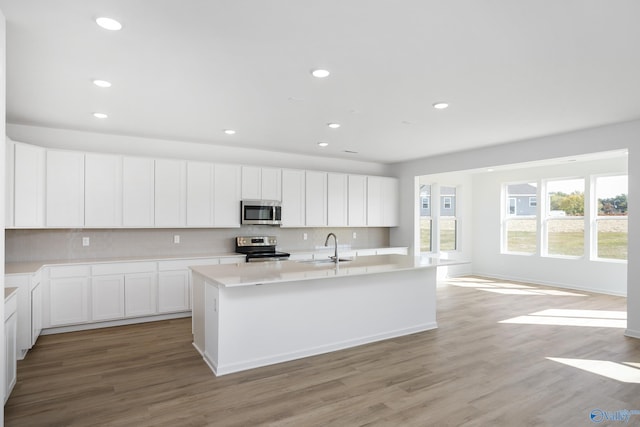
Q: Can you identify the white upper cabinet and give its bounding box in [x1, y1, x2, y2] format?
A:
[187, 161, 214, 227]
[305, 171, 327, 227]
[46, 150, 85, 227]
[367, 176, 384, 226]
[241, 166, 282, 201]
[214, 164, 242, 227]
[155, 159, 187, 227]
[281, 169, 305, 227]
[327, 173, 348, 227]
[367, 176, 399, 227]
[122, 157, 155, 227]
[13, 142, 45, 228]
[348, 174, 367, 227]
[382, 176, 399, 226]
[85, 153, 123, 227]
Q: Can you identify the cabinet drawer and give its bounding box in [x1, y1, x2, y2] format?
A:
[48, 265, 91, 278]
[92, 262, 156, 276]
[158, 258, 219, 271]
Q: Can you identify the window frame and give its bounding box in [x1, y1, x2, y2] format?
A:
[591, 174, 628, 263]
[502, 182, 538, 255]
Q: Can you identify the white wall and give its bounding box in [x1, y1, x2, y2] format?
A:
[471, 156, 627, 295]
[6, 124, 390, 176]
[389, 119, 640, 339]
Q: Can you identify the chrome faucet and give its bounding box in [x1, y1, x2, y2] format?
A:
[324, 232, 339, 263]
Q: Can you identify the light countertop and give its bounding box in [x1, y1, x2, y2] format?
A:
[4, 252, 244, 275]
[191, 254, 464, 288]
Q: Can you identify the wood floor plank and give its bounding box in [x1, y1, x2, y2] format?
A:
[5, 276, 640, 426]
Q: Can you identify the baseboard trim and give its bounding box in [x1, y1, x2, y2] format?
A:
[624, 329, 640, 339]
[42, 311, 191, 335]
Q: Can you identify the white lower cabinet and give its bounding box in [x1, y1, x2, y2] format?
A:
[91, 275, 125, 321]
[31, 282, 43, 346]
[50, 277, 91, 327]
[158, 271, 190, 313]
[91, 263, 157, 321]
[5, 291, 18, 403]
[125, 273, 157, 317]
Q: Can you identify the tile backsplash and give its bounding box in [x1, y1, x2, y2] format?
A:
[5, 227, 390, 263]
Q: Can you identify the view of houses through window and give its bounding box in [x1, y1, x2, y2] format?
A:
[419, 184, 457, 253]
[503, 175, 628, 261]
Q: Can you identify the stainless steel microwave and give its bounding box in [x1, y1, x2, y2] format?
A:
[241, 200, 282, 225]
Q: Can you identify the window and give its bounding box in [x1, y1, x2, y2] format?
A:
[503, 183, 537, 254]
[529, 197, 537, 207]
[594, 175, 628, 260]
[545, 179, 585, 257]
[440, 186, 457, 251]
[421, 197, 430, 210]
[443, 197, 452, 210]
[419, 185, 432, 252]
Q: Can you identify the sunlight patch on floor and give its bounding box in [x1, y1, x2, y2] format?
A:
[547, 357, 640, 383]
[482, 288, 586, 297]
[500, 309, 627, 328]
[445, 277, 587, 296]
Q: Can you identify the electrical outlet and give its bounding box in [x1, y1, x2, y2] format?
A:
[303, 233, 308, 240]
[353, 232, 357, 239]
[82, 237, 90, 247]
[174, 235, 180, 244]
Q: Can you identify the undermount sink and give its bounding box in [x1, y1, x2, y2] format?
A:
[298, 258, 354, 264]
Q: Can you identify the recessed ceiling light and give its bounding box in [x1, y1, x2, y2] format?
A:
[433, 102, 449, 110]
[311, 69, 330, 78]
[93, 79, 112, 88]
[327, 123, 341, 129]
[487, 168, 494, 172]
[93, 112, 108, 119]
[224, 129, 236, 135]
[96, 17, 122, 31]
[317, 142, 329, 147]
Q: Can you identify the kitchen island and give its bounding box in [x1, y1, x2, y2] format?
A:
[191, 254, 451, 376]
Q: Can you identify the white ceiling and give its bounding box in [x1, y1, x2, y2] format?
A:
[1, 1, 640, 164]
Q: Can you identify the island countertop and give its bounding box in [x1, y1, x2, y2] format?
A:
[190, 254, 463, 288]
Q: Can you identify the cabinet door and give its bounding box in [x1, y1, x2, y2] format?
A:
[348, 175, 367, 226]
[50, 277, 90, 326]
[5, 311, 17, 403]
[158, 271, 190, 313]
[91, 275, 125, 321]
[241, 166, 261, 199]
[367, 176, 384, 226]
[305, 171, 327, 226]
[213, 164, 241, 227]
[327, 173, 348, 227]
[13, 143, 45, 227]
[31, 283, 43, 347]
[155, 159, 187, 227]
[46, 150, 85, 227]
[281, 169, 305, 227]
[85, 153, 123, 227]
[261, 167, 282, 201]
[187, 161, 214, 226]
[123, 157, 155, 227]
[382, 177, 399, 226]
[3, 274, 31, 358]
[125, 273, 157, 317]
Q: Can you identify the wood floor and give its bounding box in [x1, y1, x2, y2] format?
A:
[5, 277, 640, 426]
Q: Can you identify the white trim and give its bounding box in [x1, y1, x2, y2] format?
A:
[40, 311, 191, 335]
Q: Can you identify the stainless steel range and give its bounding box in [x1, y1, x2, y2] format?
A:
[235, 236, 290, 262]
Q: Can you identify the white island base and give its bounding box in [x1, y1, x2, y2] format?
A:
[191, 256, 438, 376]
